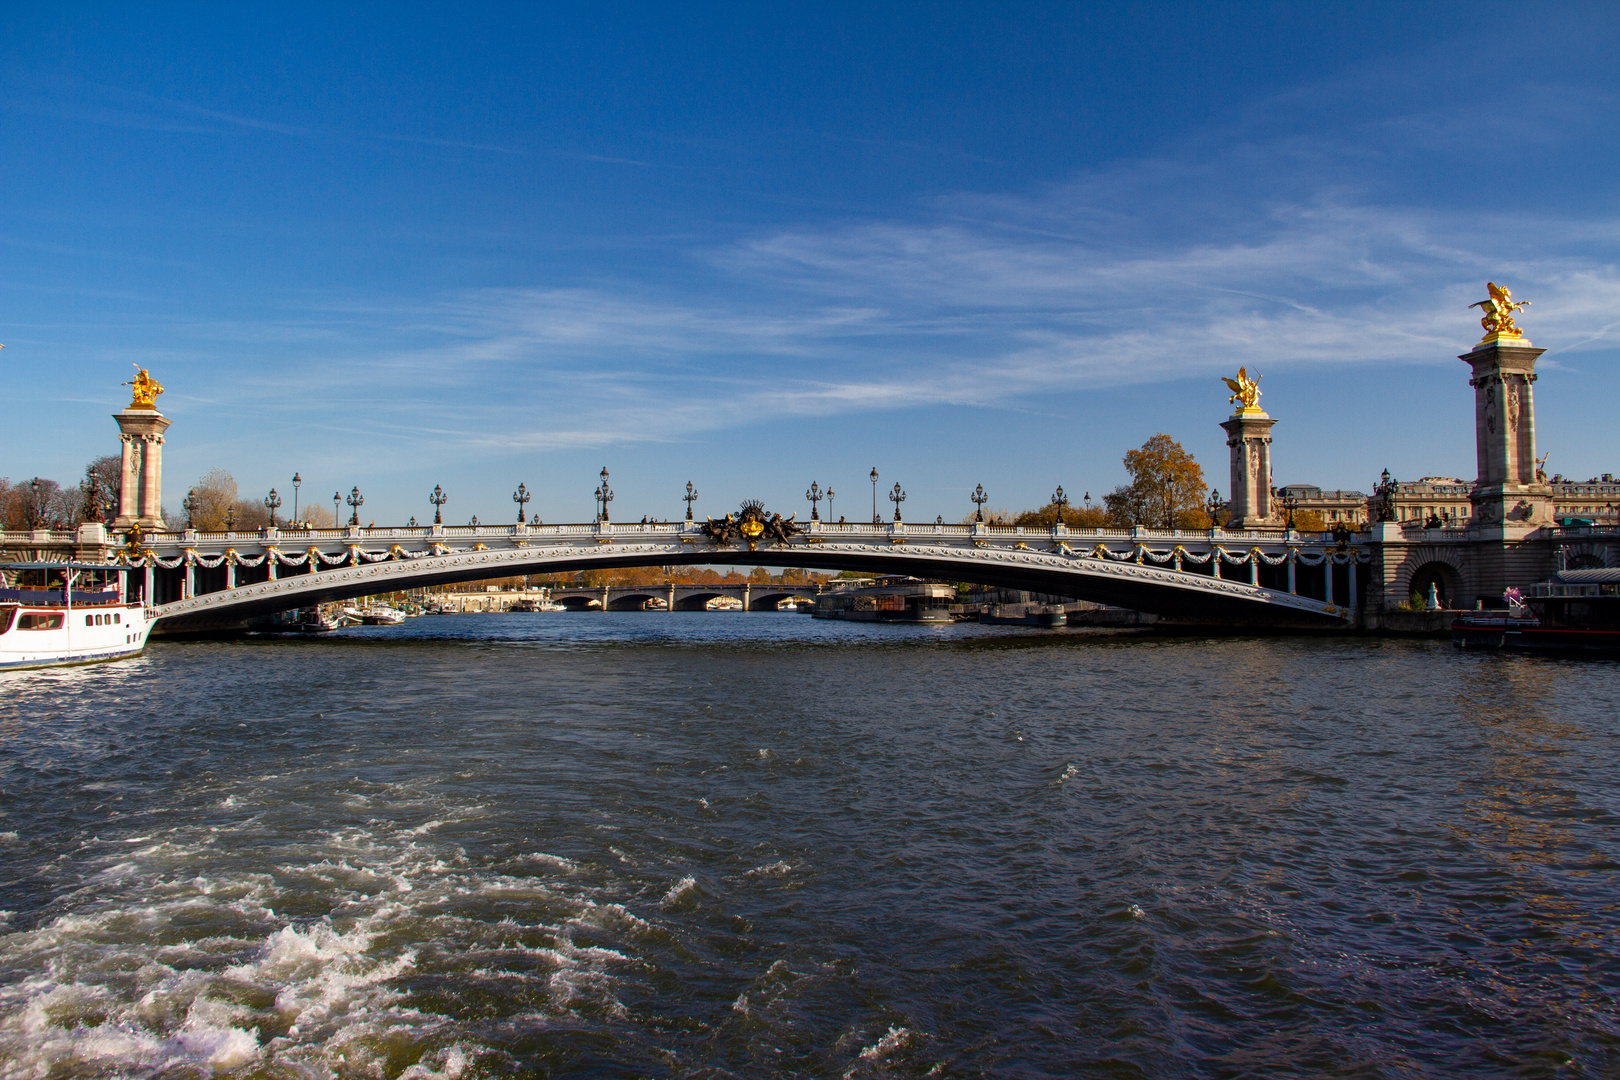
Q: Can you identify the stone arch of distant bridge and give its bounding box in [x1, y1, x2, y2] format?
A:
[746, 590, 817, 612]
[606, 591, 662, 611]
[147, 531, 1356, 633]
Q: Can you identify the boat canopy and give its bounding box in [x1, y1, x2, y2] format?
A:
[1556, 568, 1620, 584]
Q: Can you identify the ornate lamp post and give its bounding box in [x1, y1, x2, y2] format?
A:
[889, 481, 906, 522]
[1375, 469, 1397, 523]
[430, 484, 447, 524]
[513, 482, 531, 524]
[263, 488, 281, 529]
[1052, 485, 1069, 519]
[1206, 488, 1223, 531]
[806, 481, 822, 521]
[333, 491, 341, 529]
[826, 487, 834, 521]
[683, 480, 699, 521]
[291, 472, 301, 524]
[869, 467, 879, 524]
[595, 467, 614, 524]
[1278, 489, 1299, 530]
[29, 477, 43, 529]
[346, 486, 363, 526]
[226, 505, 236, 531]
[470, 514, 479, 527]
[182, 488, 197, 529]
[972, 483, 988, 523]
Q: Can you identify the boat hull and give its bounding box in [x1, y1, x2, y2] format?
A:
[0, 644, 152, 672]
[1452, 618, 1620, 654]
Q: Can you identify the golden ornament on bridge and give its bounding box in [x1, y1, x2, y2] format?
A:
[701, 500, 802, 551]
[1222, 367, 1262, 412]
[123, 365, 164, 410]
[1470, 281, 1529, 343]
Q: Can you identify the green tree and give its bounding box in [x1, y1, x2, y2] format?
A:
[1103, 434, 1208, 529]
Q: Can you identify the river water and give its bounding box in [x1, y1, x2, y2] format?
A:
[1, 614, 1617, 1078]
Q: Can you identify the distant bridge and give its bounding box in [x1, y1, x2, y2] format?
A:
[4, 518, 1369, 632]
[546, 581, 823, 611]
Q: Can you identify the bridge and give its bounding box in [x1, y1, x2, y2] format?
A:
[3, 518, 1365, 633]
[10, 294, 1609, 633]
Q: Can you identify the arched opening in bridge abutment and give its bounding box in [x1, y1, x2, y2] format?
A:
[1565, 549, 1608, 571]
[1406, 561, 1465, 610]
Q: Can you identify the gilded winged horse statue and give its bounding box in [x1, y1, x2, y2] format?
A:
[1222, 367, 1262, 411]
[1470, 282, 1529, 341]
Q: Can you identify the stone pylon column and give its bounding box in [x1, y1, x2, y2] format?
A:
[112, 408, 172, 530]
[1461, 335, 1554, 532]
[1220, 406, 1277, 529]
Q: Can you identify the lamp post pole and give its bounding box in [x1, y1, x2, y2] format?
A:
[972, 483, 988, 523]
[513, 482, 530, 524]
[347, 486, 363, 527]
[806, 481, 822, 521]
[430, 485, 447, 525]
[183, 489, 196, 529]
[826, 487, 834, 521]
[333, 491, 341, 530]
[263, 488, 280, 529]
[869, 467, 879, 524]
[291, 472, 301, 525]
[595, 467, 613, 524]
[1052, 485, 1069, 522]
[889, 481, 906, 523]
[684, 481, 698, 521]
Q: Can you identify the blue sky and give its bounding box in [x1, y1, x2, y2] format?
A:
[4, 3, 1619, 525]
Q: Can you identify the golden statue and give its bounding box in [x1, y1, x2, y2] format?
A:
[123, 365, 164, 410]
[1470, 281, 1529, 342]
[1222, 367, 1262, 412]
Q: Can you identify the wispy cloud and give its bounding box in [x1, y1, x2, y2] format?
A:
[120, 73, 1620, 454]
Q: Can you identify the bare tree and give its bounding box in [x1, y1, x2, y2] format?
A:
[83, 455, 121, 521]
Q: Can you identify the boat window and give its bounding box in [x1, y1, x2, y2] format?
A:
[86, 615, 94, 626]
[0, 609, 13, 633]
[18, 613, 65, 630]
[114, 612, 121, 624]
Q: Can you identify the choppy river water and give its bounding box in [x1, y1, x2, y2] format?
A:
[1, 614, 1618, 1078]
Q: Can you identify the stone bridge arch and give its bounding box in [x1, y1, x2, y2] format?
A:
[747, 590, 816, 611]
[607, 591, 663, 611]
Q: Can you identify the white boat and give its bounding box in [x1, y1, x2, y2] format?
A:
[0, 562, 156, 671]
